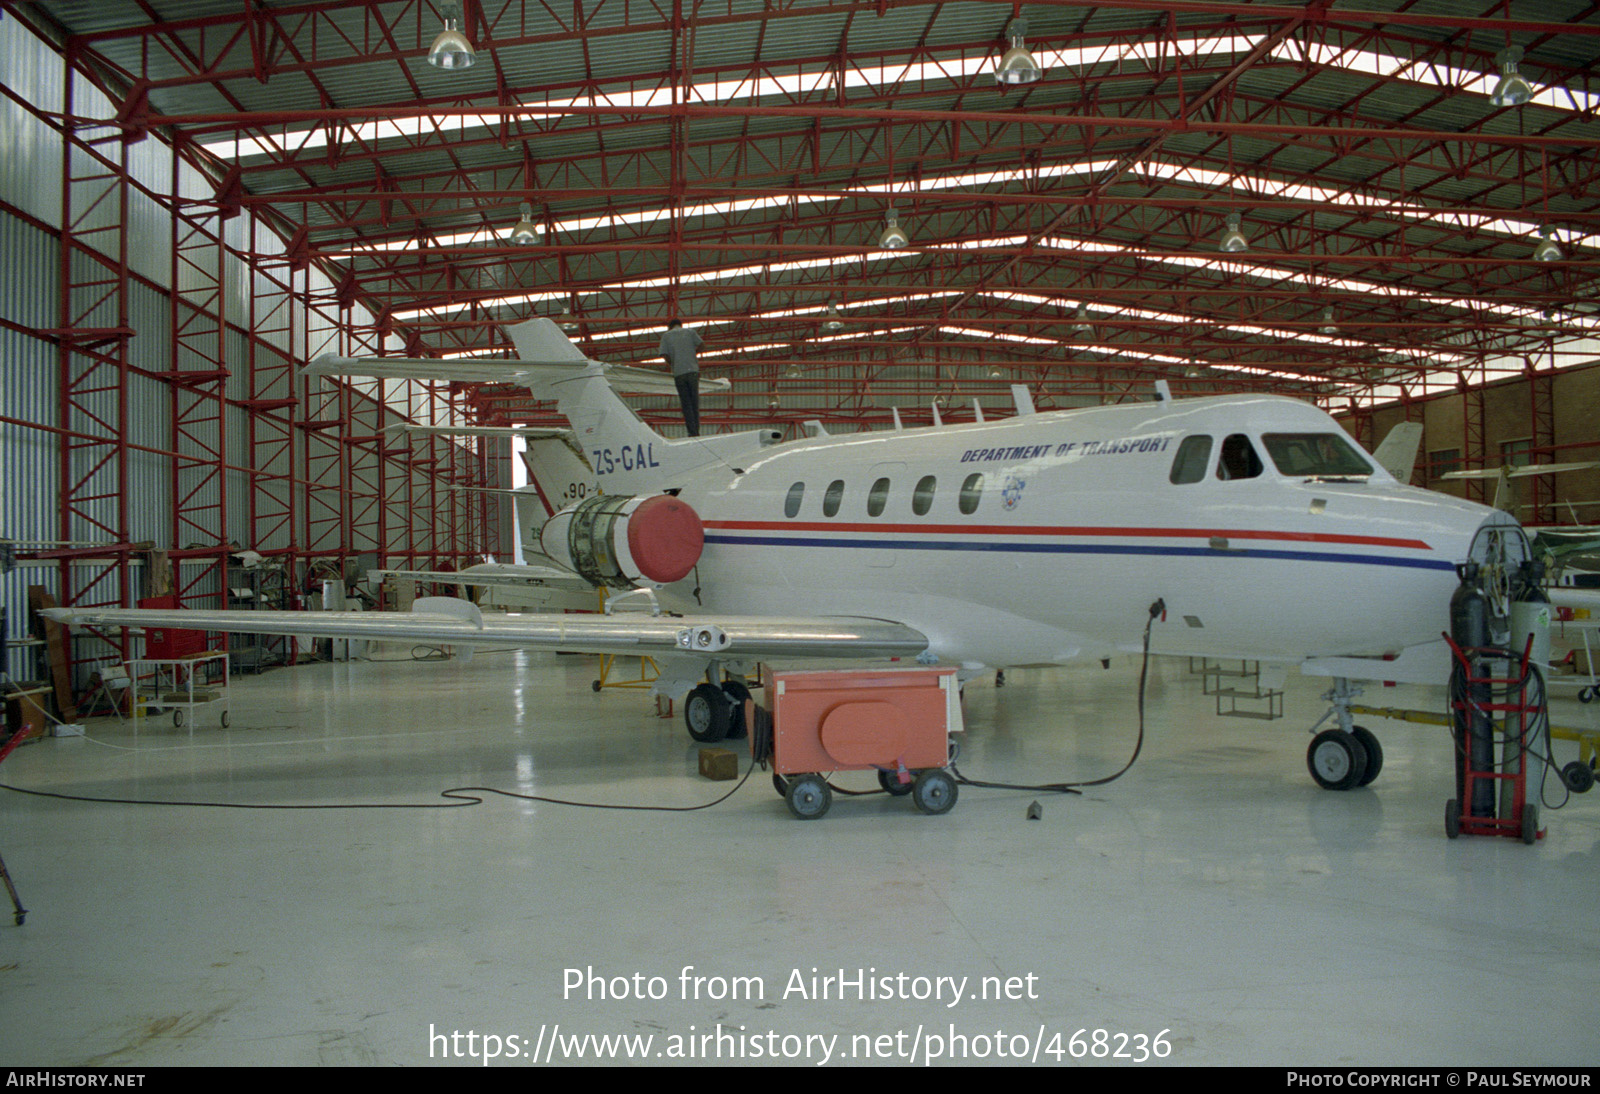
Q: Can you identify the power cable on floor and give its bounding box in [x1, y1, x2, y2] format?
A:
[951, 597, 1163, 797]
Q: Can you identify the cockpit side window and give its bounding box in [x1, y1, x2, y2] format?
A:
[1169, 435, 1213, 484]
[1216, 434, 1264, 481]
[1260, 433, 1374, 478]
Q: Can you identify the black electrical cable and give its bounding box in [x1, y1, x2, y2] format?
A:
[949, 596, 1164, 796]
[0, 763, 760, 815]
[0, 781, 482, 811]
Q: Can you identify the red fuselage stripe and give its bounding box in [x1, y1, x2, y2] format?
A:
[702, 520, 1432, 551]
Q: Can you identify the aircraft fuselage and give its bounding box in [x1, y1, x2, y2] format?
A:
[667, 395, 1508, 669]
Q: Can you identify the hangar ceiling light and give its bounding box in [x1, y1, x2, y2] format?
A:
[426, 4, 477, 70]
[995, 19, 1044, 86]
[1532, 227, 1563, 262]
[507, 203, 540, 245]
[1218, 213, 1249, 253]
[1490, 46, 1533, 108]
[878, 209, 910, 250]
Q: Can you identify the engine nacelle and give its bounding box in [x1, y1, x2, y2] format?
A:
[540, 493, 704, 589]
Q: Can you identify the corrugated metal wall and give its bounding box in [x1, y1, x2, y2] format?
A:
[0, 18, 495, 686]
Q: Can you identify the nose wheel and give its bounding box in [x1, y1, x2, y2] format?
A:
[1307, 725, 1382, 791]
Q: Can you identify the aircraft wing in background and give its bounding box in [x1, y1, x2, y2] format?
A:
[371, 561, 593, 592]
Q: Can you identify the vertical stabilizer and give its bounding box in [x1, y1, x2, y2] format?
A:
[1372, 421, 1424, 484]
[505, 318, 780, 495]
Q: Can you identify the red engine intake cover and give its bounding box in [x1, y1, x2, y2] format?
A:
[626, 494, 704, 583]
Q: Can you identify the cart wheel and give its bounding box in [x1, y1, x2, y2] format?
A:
[1580, 687, 1595, 704]
[220, 711, 230, 728]
[13, 912, 23, 926]
[771, 771, 789, 798]
[878, 769, 914, 796]
[1444, 799, 1460, 840]
[785, 774, 830, 820]
[946, 735, 961, 764]
[1521, 804, 1540, 846]
[591, 680, 602, 693]
[912, 769, 958, 815]
[1562, 760, 1594, 794]
[173, 709, 184, 728]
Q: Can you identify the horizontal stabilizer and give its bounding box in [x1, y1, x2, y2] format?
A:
[307, 318, 727, 398]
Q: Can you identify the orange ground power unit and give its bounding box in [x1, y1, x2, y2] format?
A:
[765, 666, 962, 819]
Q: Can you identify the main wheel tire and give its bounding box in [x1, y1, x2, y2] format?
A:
[878, 769, 913, 796]
[911, 769, 958, 815]
[1562, 760, 1595, 794]
[785, 774, 831, 820]
[1350, 725, 1383, 787]
[684, 683, 731, 743]
[1307, 729, 1368, 791]
[720, 680, 752, 740]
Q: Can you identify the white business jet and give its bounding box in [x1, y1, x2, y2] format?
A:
[45, 319, 1531, 791]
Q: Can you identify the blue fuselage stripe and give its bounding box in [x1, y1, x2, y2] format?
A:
[703, 533, 1457, 572]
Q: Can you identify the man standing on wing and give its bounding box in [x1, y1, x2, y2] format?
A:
[658, 318, 705, 437]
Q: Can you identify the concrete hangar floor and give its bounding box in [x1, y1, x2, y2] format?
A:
[0, 647, 1596, 1068]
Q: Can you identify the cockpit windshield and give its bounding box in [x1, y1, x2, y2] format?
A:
[1260, 433, 1374, 479]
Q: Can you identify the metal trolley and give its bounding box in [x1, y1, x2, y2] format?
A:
[129, 652, 231, 729]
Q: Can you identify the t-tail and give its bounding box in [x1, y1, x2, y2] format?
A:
[506, 318, 779, 495]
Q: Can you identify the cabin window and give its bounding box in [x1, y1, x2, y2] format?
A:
[823, 479, 845, 517]
[1261, 433, 1373, 478]
[867, 477, 891, 517]
[912, 475, 937, 516]
[1169, 435, 1213, 484]
[959, 473, 984, 514]
[1216, 434, 1264, 481]
[784, 482, 805, 517]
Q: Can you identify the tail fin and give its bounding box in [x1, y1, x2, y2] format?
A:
[1372, 421, 1424, 484]
[310, 318, 778, 497]
[506, 319, 780, 495]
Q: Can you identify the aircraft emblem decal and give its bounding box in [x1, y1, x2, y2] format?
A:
[1002, 475, 1025, 510]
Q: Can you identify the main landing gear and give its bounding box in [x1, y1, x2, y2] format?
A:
[683, 679, 750, 743]
[1306, 678, 1384, 791]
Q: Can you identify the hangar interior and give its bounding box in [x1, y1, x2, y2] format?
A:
[1, 0, 1598, 1068]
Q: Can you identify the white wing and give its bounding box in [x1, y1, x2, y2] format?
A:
[372, 562, 592, 592]
[41, 601, 928, 661]
[305, 319, 730, 397]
